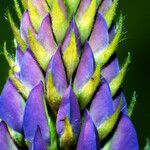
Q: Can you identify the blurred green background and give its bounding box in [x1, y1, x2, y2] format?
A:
[0, 0, 150, 149]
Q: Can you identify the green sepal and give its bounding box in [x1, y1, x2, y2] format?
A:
[76, 64, 101, 110]
[43, 0, 51, 12]
[46, 0, 52, 10]
[104, 0, 119, 28]
[25, 139, 30, 147]
[109, 53, 131, 96]
[13, 39, 18, 48]
[43, 94, 55, 149]
[22, 0, 27, 10]
[76, 0, 97, 44]
[3, 42, 19, 73]
[128, 91, 137, 117]
[60, 117, 75, 150]
[28, 29, 51, 71]
[64, 0, 80, 21]
[10, 75, 29, 99]
[51, 0, 69, 43]
[47, 72, 62, 114]
[48, 117, 59, 150]
[27, 0, 43, 32]
[8, 128, 27, 148]
[98, 99, 122, 140]
[63, 32, 79, 81]
[3, 43, 20, 75]
[96, 0, 102, 7]
[8, 12, 27, 50]
[96, 15, 123, 65]
[102, 138, 112, 150]
[13, 0, 23, 20]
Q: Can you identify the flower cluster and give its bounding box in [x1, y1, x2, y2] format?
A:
[0, 0, 138, 149]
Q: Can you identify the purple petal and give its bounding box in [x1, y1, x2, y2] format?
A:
[47, 45, 67, 95]
[0, 79, 25, 133]
[89, 12, 109, 52]
[110, 114, 138, 150]
[20, 10, 37, 43]
[38, 14, 55, 54]
[90, 78, 113, 127]
[30, 126, 47, 150]
[77, 0, 91, 20]
[101, 54, 120, 83]
[19, 48, 44, 90]
[23, 81, 50, 144]
[15, 46, 24, 68]
[113, 91, 128, 114]
[74, 41, 95, 90]
[99, 0, 112, 15]
[56, 86, 81, 138]
[0, 121, 18, 150]
[62, 17, 81, 54]
[32, 0, 48, 17]
[77, 110, 101, 150]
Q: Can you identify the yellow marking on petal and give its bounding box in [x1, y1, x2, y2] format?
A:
[63, 32, 79, 81]
[8, 12, 27, 51]
[77, 64, 101, 110]
[28, 29, 51, 70]
[28, 0, 43, 32]
[60, 117, 75, 149]
[10, 75, 29, 99]
[104, 0, 119, 28]
[110, 53, 131, 96]
[98, 99, 122, 140]
[51, 0, 69, 43]
[47, 72, 62, 114]
[77, 0, 96, 44]
[96, 15, 123, 65]
[13, 0, 22, 20]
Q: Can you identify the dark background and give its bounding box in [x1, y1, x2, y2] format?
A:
[0, 0, 150, 149]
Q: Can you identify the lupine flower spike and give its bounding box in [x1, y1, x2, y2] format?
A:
[0, 0, 138, 149]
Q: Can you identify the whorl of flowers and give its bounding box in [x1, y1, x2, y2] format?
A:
[0, 0, 138, 149]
